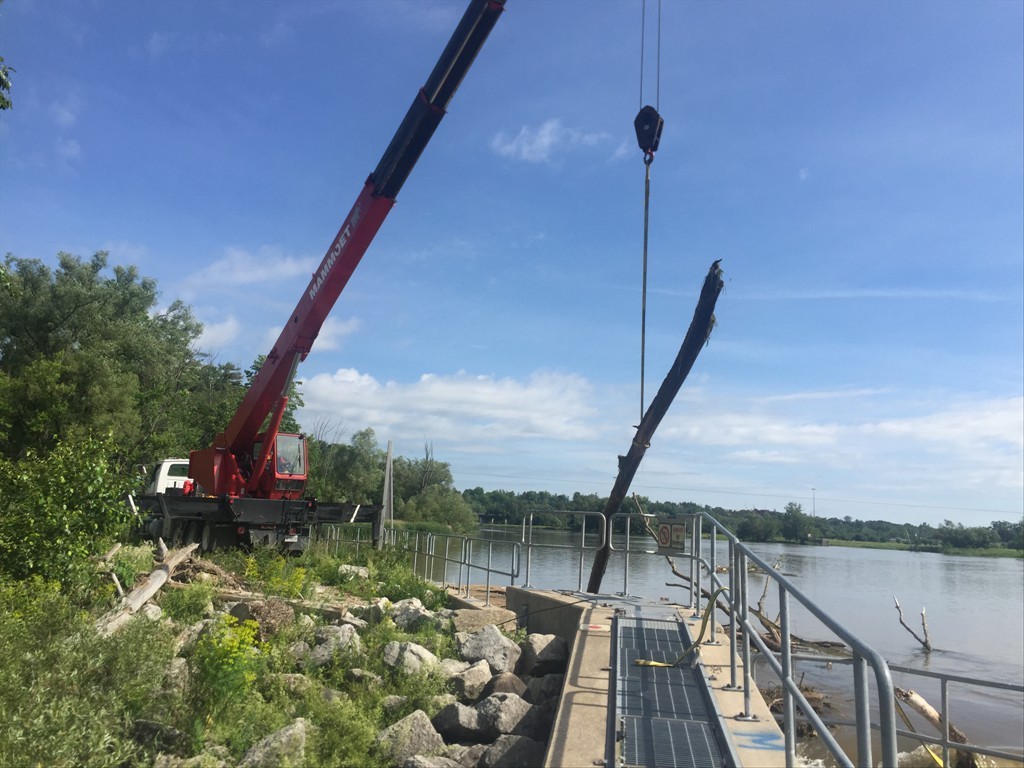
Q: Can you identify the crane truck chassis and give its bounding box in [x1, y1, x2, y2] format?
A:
[130, 0, 504, 551]
[131, 458, 381, 553]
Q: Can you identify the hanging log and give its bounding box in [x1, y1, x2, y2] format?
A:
[586, 260, 724, 593]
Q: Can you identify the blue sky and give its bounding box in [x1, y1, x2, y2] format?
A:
[2, 0, 1021, 528]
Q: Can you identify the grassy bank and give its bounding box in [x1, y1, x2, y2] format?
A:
[0, 543, 464, 767]
[817, 538, 1023, 557]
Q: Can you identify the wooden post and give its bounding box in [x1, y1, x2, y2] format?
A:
[586, 261, 724, 594]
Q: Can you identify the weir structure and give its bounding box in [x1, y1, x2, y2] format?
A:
[317, 512, 1024, 768]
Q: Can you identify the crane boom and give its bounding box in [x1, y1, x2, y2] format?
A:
[190, 0, 504, 499]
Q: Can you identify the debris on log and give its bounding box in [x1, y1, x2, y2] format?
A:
[95, 540, 198, 636]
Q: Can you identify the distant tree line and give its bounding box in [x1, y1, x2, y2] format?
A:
[461, 490, 1023, 553]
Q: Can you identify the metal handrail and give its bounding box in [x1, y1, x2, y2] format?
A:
[788, 653, 1024, 767]
[324, 514, 1020, 768]
[697, 511, 898, 767]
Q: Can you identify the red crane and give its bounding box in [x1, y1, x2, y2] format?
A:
[188, 0, 505, 503]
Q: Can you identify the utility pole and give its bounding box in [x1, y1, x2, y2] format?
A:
[812, 487, 816, 517]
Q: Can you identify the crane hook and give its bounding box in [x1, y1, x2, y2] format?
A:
[634, 104, 664, 156]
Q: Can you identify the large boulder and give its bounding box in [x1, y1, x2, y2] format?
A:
[228, 599, 295, 641]
[402, 757, 463, 768]
[450, 659, 492, 702]
[525, 673, 565, 705]
[517, 633, 568, 677]
[479, 671, 526, 700]
[431, 702, 485, 743]
[474, 692, 532, 741]
[479, 734, 547, 768]
[237, 718, 306, 768]
[450, 608, 518, 634]
[376, 710, 446, 765]
[392, 598, 435, 631]
[306, 623, 361, 668]
[457, 624, 521, 675]
[383, 640, 440, 674]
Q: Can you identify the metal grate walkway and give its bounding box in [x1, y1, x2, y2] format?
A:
[613, 617, 735, 768]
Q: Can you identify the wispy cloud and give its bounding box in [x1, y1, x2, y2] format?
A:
[743, 287, 1008, 302]
[301, 368, 601, 443]
[181, 246, 317, 296]
[490, 119, 610, 164]
[197, 315, 242, 351]
[146, 31, 172, 59]
[49, 94, 82, 128]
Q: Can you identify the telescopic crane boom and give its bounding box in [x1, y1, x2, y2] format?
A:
[189, 0, 504, 501]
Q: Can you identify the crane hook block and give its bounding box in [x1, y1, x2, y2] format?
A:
[634, 105, 664, 155]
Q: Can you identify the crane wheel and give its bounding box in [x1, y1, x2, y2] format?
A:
[200, 523, 215, 554]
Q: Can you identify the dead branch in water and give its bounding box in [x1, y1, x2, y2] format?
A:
[893, 595, 932, 651]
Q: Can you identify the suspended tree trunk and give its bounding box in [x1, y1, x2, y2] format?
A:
[586, 260, 724, 594]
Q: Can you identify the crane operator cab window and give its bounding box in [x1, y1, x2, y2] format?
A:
[275, 434, 305, 476]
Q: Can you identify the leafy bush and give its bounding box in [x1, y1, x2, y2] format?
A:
[244, 547, 310, 598]
[187, 615, 261, 726]
[111, 544, 155, 589]
[0, 578, 176, 767]
[0, 433, 135, 590]
[160, 581, 215, 623]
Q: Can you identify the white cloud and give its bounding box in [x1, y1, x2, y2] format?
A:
[181, 245, 317, 295]
[198, 315, 242, 351]
[490, 119, 611, 164]
[50, 94, 82, 128]
[147, 31, 172, 59]
[310, 316, 361, 352]
[55, 137, 81, 161]
[300, 368, 600, 444]
[260, 21, 292, 48]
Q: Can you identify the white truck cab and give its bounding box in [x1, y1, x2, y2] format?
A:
[144, 459, 193, 495]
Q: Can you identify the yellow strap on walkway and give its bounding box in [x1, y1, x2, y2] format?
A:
[634, 587, 728, 667]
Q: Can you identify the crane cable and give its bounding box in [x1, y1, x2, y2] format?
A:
[635, 0, 664, 421]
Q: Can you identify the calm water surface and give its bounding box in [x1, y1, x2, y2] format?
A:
[440, 527, 1024, 756]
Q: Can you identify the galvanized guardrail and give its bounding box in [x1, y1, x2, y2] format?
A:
[316, 513, 1022, 768]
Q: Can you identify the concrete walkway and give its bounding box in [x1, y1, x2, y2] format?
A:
[498, 587, 787, 768]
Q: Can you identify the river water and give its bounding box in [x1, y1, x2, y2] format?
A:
[438, 527, 1024, 760]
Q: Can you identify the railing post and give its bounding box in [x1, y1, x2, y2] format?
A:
[692, 515, 703, 617]
[622, 515, 631, 596]
[780, 584, 796, 767]
[738, 549, 756, 720]
[941, 678, 951, 768]
[485, 542, 493, 606]
[853, 653, 872, 767]
[706, 524, 720, 643]
[726, 539, 740, 690]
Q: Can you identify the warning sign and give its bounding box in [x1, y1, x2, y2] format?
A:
[656, 520, 687, 553]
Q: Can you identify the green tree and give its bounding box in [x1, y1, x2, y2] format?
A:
[780, 501, 813, 543]
[0, 433, 135, 588]
[0, 0, 13, 112]
[306, 428, 385, 503]
[0, 252, 218, 467]
[243, 354, 303, 434]
[737, 514, 777, 542]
